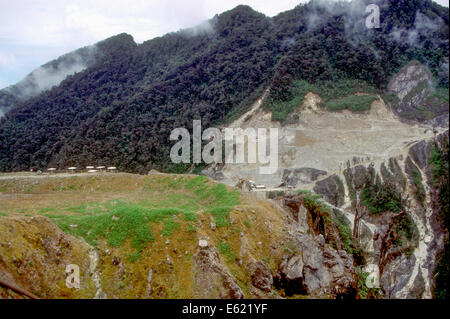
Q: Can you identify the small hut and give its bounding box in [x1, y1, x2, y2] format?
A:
[107, 166, 117, 173]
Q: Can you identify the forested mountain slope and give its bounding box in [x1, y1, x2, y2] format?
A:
[0, 45, 101, 117]
[0, 0, 448, 173]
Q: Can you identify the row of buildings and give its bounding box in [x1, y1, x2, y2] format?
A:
[44, 166, 117, 173]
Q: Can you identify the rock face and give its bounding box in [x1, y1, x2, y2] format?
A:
[192, 244, 245, 299]
[280, 168, 327, 188]
[201, 163, 225, 181]
[380, 255, 417, 298]
[214, 59, 446, 190]
[275, 233, 356, 297]
[250, 261, 273, 292]
[332, 131, 448, 299]
[0, 128, 447, 300]
[386, 60, 449, 125]
[313, 174, 345, 207]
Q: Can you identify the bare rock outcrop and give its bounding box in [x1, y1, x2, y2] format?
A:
[250, 261, 273, 292]
[386, 60, 448, 125]
[280, 168, 327, 188]
[192, 242, 245, 299]
[313, 174, 345, 207]
[274, 233, 356, 298]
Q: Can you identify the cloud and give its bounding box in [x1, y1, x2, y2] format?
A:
[179, 20, 216, 37]
[389, 10, 446, 47]
[15, 47, 97, 99]
[4, 45, 99, 101]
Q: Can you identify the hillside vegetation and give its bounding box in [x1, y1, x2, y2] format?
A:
[0, 0, 448, 173]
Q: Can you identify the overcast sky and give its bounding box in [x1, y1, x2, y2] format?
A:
[0, 0, 448, 89]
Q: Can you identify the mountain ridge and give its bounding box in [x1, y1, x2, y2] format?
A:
[0, 0, 448, 173]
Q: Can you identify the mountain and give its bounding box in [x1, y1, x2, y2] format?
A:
[0, 0, 449, 300]
[0, 0, 448, 173]
[0, 45, 101, 117]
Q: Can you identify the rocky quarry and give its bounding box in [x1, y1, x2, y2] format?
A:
[203, 61, 449, 299]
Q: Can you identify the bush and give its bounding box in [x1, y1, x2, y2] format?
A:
[325, 95, 378, 112]
[360, 182, 403, 215]
[265, 79, 378, 122]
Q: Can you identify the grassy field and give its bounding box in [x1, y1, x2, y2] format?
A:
[1, 174, 239, 256]
[0, 172, 286, 298]
[46, 175, 240, 255]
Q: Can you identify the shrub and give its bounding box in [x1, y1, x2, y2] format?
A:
[360, 182, 402, 215]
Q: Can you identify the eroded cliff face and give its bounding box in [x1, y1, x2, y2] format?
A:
[310, 131, 449, 298]
[0, 56, 448, 299]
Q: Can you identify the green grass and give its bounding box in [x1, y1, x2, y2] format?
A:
[186, 223, 197, 233]
[162, 217, 180, 236]
[37, 207, 59, 215]
[48, 176, 240, 254]
[217, 241, 235, 263]
[50, 204, 191, 251]
[0, 213, 8, 216]
[325, 95, 378, 112]
[128, 252, 142, 263]
[64, 202, 109, 215]
[24, 185, 34, 193]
